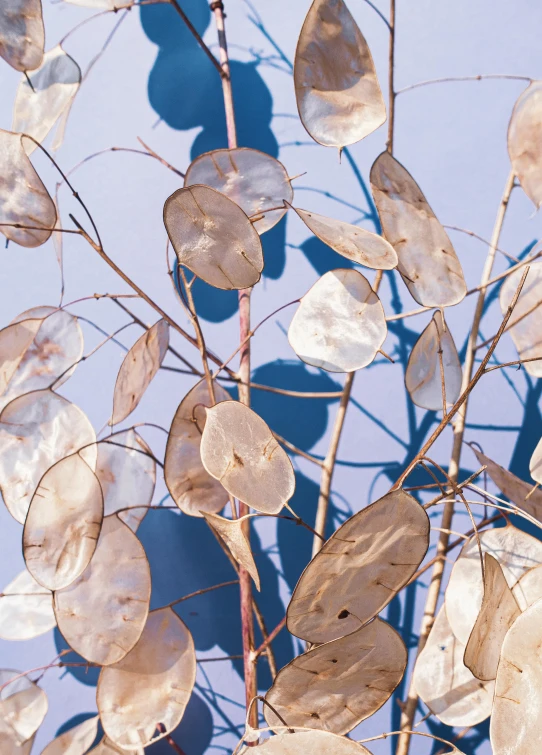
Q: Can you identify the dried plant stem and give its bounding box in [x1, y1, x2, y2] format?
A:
[395, 169, 516, 755]
[157, 723, 188, 755]
[210, 0, 257, 728]
[169, 0, 224, 79]
[178, 266, 216, 403]
[395, 73, 531, 96]
[386, 0, 396, 153]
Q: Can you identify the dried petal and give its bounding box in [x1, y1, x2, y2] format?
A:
[508, 81, 542, 209]
[111, 320, 169, 425]
[203, 513, 260, 590]
[370, 152, 466, 308]
[405, 310, 462, 411]
[0, 389, 96, 523]
[97, 607, 196, 749]
[54, 515, 151, 665]
[96, 429, 156, 531]
[413, 606, 494, 726]
[491, 598, 542, 754]
[241, 731, 373, 755]
[288, 269, 387, 372]
[287, 489, 429, 643]
[265, 619, 406, 734]
[0, 568, 55, 640]
[0, 670, 47, 745]
[0, 129, 56, 247]
[445, 524, 542, 645]
[0, 0, 44, 71]
[290, 205, 397, 269]
[184, 148, 292, 234]
[165, 379, 229, 517]
[200, 401, 295, 514]
[164, 185, 263, 290]
[463, 554, 520, 681]
[500, 261, 542, 378]
[0, 306, 84, 413]
[23, 452, 104, 590]
[12, 45, 81, 154]
[473, 448, 542, 524]
[294, 0, 386, 149]
[41, 715, 99, 755]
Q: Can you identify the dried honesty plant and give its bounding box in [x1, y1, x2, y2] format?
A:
[0, 1, 540, 755]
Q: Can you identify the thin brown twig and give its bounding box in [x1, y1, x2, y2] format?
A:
[395, 73, 531, 96]
[178, 266, 216, 403]
[160, 580, 239, 610]
[169, 0, 225, 79]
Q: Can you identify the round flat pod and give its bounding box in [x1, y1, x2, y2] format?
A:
[0, 669, 48, 746]
[265, 619, 406, 735]
[184, 148, 292, 234]
[288, 489, 429, 643]
[0, 569, 55, 640]
[294, 0, 386, 149]
[500, 261, 542, 378]
[41, 715, 99, 755]
[0, 389, 96, 523]
[508, 81, 542, 209]
[0, 0, 44, 72]
[164, 185, 263, 290]
[288, 269, 387, 373]
[54, 515, 151, 665]
[239, 731, 373, 755]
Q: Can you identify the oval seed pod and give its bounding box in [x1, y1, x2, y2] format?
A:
[184, 148, 292, 234]
[445, 524, 542, 645]
[500, 261, 542, 378]
[463, 554, 520, 681]
[200, 401, 295, 514]
[96, 430, 156, 532]
[287, 489, 429, 643]
[164, 185, 263, 290]
[0, 129, 56, 247]
[288, 269, 387, 373]
[12, 45, 81, 154]
[530, 436, 542, 485]
[370, 151, 466, 308]
[472, 448, 542, 526]
[54, 515, 151, 665]
[0, 669, 47, 745]
[413, 606, 494, 727]
[508, 81, 542, 209]
[0, 0, 44, 72]
[0, 318, 42, 400]
[203, 513, 260, 591]
[491, 599, 542, 754]
[405, 310, 462, 411]
[265, 619, 406, 735]
[289, 205, 397, 270]
[515, 564, 542, 609]
[41, 715, 99, 755]
[111, 319, 169, 426]
[0, 569, 55, 640]
[165, 379, 230, 517]
[88, 738, 144, 755]
[0, 389, 96, 523]
[97, 607, 197, 750]
[23, 452, 104, 591]
[0, 306, 84, 413]
[240, 731, 373, 755]
[294, 0, 385, 149]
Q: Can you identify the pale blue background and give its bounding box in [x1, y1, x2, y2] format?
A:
[0, 1, 541, 753]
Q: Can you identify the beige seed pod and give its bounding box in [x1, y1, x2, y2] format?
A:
[289, 205, 397, 270]
[240, 731, 373, 755]
[88, 738, 144, 755]
[97, 607, 197, 749]
[184, 148, 292, 234]
[0, 389, 96, 524]
[463, 554, 520, 681]
[265, 619, 406, 735]
[288, 269, 387, 373]
[54, 515, 151, 665]
[41, 715, 99, 755]
[508, 81, 542, 209]
[0, 318, 42, 401]
[413, 606, 494, 727]
[287, 489, 429, 643]
[111, 319, 169, 426]
[405, 310, 462, 411]
[23, 452, 104, 591]
[491, 598, 542, 754]
[0, 129, 56, 247]
[12, 45, 81, 154]
[0, 568, 55, 641]
[0, 0, 44, 71]
[165, 379, 230, 517]
[200, 401, 295, 514]
[0, 670, 47, 746]
[203, 513, 260, 591]
[500, 261, 542, 378]
[294, 0, 386, 150]
[164, 185, 264, 290]
[515, 564, 542, 609]
[370, 151, 466, 308]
